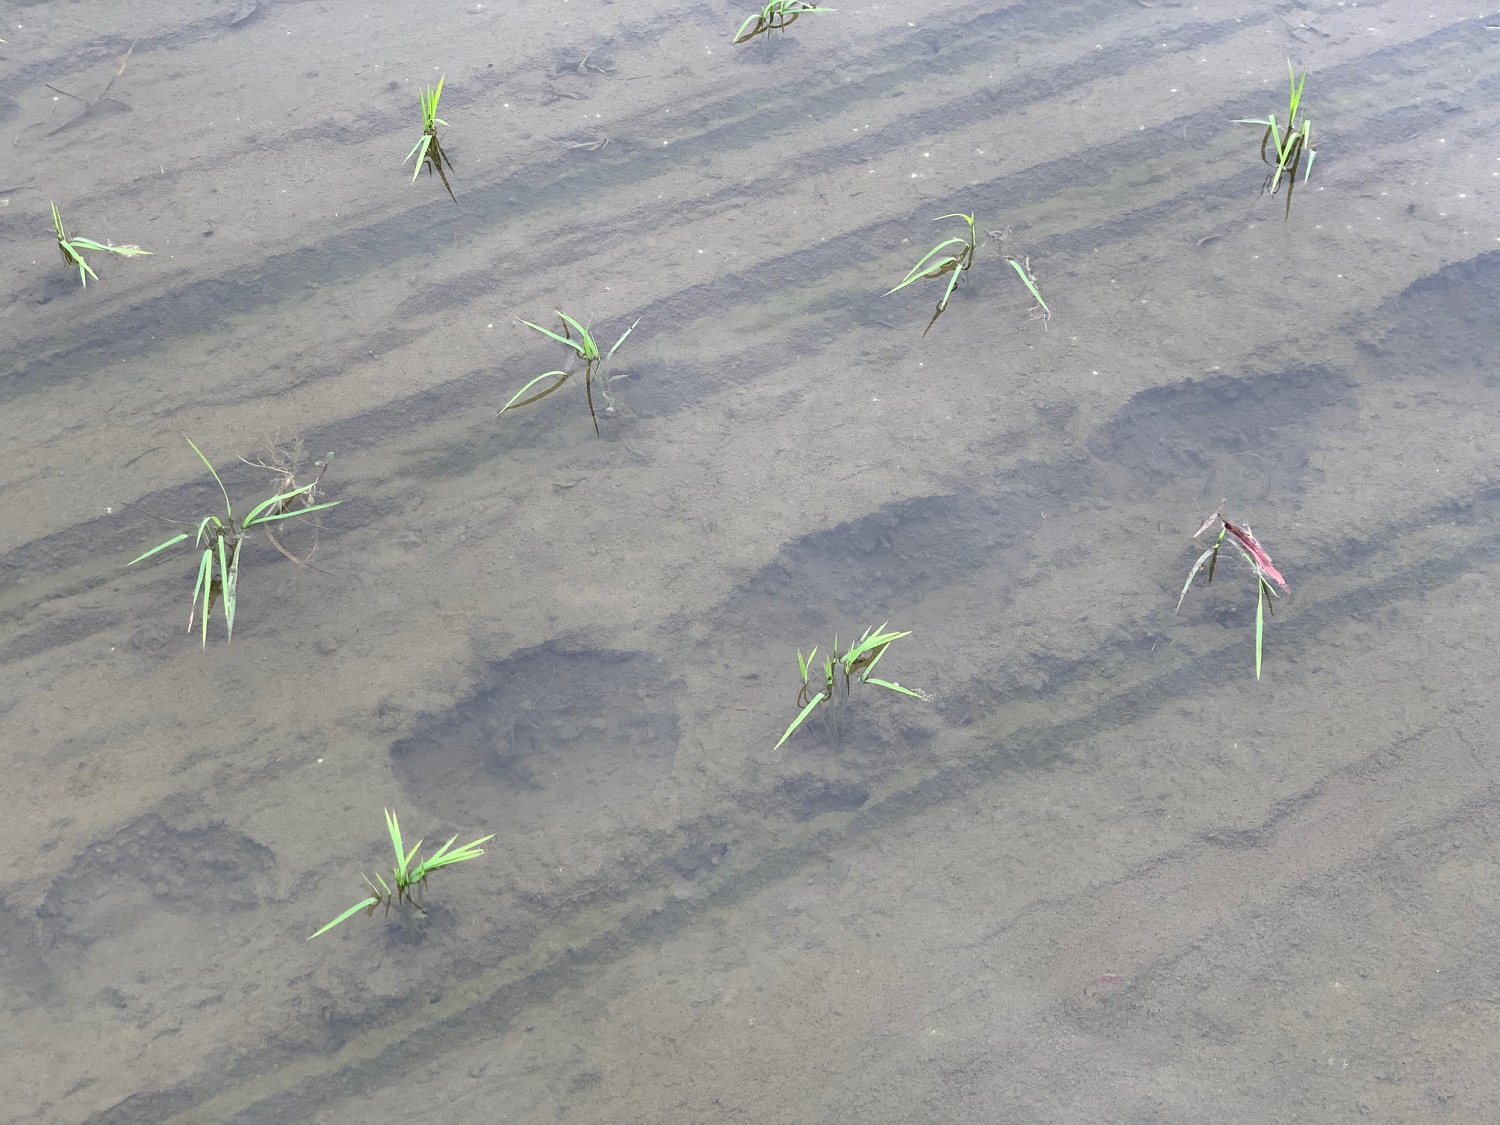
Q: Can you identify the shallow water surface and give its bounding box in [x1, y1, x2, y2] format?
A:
[3, 1, 1500, 1121]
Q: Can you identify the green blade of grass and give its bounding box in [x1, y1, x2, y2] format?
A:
[384, 809, 419, 883]
[1284, 59, 1305, 121]
[69, 238, 152, 258]
[1176, 547, 1215, 612]
[846, 623, 909, 666]
[555, 312, 593, 353]
[128, 533, 190, 566]
[498, 370, 572, 414]
[521, 319, 588, 356]
[248, 498, 335, 528]
[605, 319, 640, 362]
[191, 548, 213, 648]
[421, 834, 495, 873]
[797, 647, 816, 683]
[863, 676, 924, 698]
[182, 436, 233, 519]
[220, 535, 237, 643]
[243, 498, 341, 528]
[1255, 576, 1265, 680]
[67, 245, 98, 286]
[1006, 257, 1050, 315]
[774, 693, 826, 750]
[242, 488, 340, 527]
[407, 135, 432, 180]
[885, 242, 967, 294]
[1205, 529, 1226, 582]
[308, 896, 381, 939]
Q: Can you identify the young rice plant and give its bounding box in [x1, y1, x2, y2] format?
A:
[52, 201, 151, 287]
[499, 311, 639, 435]
[1005, 253, 1051, 327]
[733, 1, 834, 45]
[405, 75, 456, 201]
[309, 809, 494, 942]
[127, 436, 340, 647]
[775, 623, 926, 750]
[886, 212, 976, 336]
[1234, 60, 1316, 219]
[1176, 501, 1291, 680]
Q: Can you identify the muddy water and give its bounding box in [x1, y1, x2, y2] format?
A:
[3, 1, 1500, 1121]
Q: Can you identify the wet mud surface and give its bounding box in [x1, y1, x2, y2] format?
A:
[3, 1, 1500, 1122]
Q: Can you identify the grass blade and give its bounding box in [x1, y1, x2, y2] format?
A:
[1176, 548, 1215, 612]
[1006, 256, 1050, 315]
[423, 834, 495, 872]
[384, 809, 408, 873]
[182, 436, 233, 519]
[775, 694, 825, 750]
[308, 896, 381, 939]
[498, 370, 572, 414]
[863, 676, 924, 698]
[408, 136, 431, 181]
[1255, 577, 1265, 680]
[128, 533, 190, 566]
[191, 548, 213, 647]
[521, 319, 585, 355]
[605, 319, 640, 363]
[219, 535, 237, 644]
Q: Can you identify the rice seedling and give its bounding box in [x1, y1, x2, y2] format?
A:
[1005, 253, 1051, 327]
[1175, 501, 1291, 680]
[309, 809, 494, 942]
[1234, 60, 1316, 219]
[52, 201, 151, 287]
[127, 436, 341, 647]
[885, 212, 975, 336]
[498, 311, 639, 436]
[405, 74, 455, 201]
[733, 0, 834, 45]
[775, 623, 926, 750]
[985, 226, 1053, 327]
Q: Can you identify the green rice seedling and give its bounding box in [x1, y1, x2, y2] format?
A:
[405, 75, 455, 201]
[1005, 253, 1051, 328]
[127, 436, 341, 647]
[1234, 60, 1316, 219]
[51, 201, 151, 287]
[499, 311, 639, 436]
[733, 0, 834, 45]
[309, 809, 494, 942]
[986, 227, 1052, 327]
[1175, 501, 1291, 680]
[775, 623, 926, 750]
[885, 212, 975, 336]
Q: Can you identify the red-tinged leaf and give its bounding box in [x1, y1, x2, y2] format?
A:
[1222, 519, 1289, 592]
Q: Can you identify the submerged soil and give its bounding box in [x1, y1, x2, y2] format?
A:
[3, 0, 1500, 1121]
